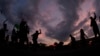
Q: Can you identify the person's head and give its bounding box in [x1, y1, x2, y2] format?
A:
[54, 42, 58, 46]
[21, 19, 26, 25]
[59, 41, 64, 46]
[13, 28, 15, 32]
[3, 24, 7, 29]
[70, 34, 72, 37]
[80, 29, 84, 33]
[36, 30, 38, 33]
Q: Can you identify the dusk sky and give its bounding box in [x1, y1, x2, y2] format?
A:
[0, 0, 100, 46]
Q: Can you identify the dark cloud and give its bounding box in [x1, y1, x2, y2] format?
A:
[43, 0, 83, 41]
[95, 0, 100, 16]
[73, 11, 90, 32]
[0, 0, 39, 28]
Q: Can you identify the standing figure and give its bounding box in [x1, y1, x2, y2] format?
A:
[70, 34, 76, 47]
[0, 22, 8, 44]
[19, 19, 29, 45]
[80, 29, 88, 46]
[11, 27, 18, 44]
[90, 13, 100, 37]
[32, 29, 41, 45]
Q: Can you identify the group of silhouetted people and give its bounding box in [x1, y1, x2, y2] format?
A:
[69, 12, 100, 47]
[0, 12, 100, 50]
[0, 19, 42, 47]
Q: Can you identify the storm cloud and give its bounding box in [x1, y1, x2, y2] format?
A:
[39, 0, 84, 41]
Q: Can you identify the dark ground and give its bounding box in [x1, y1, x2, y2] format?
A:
[0, 43, 100, 56]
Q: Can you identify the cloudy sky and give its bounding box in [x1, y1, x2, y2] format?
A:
[0, 0, 100, 45]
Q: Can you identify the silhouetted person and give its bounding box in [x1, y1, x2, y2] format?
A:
[11, 27, 18, 44]
[32, 29, 41, 45]
[5, 35, 9, 45]
[54, 42, 58, 47]
[70, 34, 76, 48]
[0, 23, 8, 45]
[80, 29, 88, 47]
[19, 19, 29, 45]
[57, 41, 64, 50]
[54, 42, 58, 50]
[90, 13, 100, 37]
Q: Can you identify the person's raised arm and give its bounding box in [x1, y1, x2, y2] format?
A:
[39, 29, 41, 34]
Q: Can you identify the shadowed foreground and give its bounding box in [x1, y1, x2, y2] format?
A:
[0, 37, 100, 56]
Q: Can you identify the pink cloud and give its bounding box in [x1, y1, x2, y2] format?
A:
[72, 0, 96, 40]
